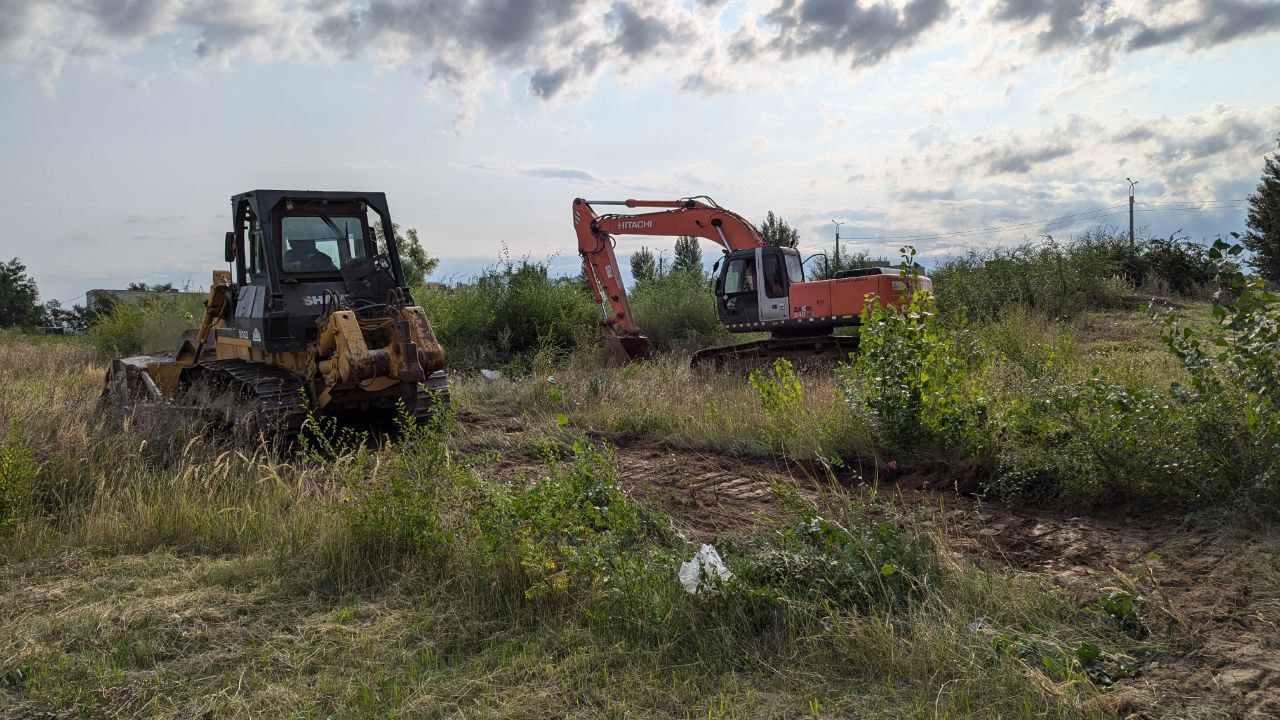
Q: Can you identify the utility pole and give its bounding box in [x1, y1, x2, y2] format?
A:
[1126, 177, 1139, 248]
[831, 219, 845, 271]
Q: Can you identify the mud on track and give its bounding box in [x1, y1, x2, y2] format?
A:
[463, 414, 1280, 720]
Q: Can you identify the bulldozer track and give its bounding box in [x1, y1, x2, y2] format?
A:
[412, 370, 451, 426]
[181, 359, 311, 447]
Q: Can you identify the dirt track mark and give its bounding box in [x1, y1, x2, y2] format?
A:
[611, 444, 785, 537]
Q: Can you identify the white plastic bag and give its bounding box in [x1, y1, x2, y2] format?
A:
[679, 543, 732, 594]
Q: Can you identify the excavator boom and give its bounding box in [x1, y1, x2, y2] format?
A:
[574, 195, 930, 368]
[574, 197, 766, 360]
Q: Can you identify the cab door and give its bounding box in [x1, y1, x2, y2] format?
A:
[758, 248, 790, 322]
[715, 250, 761, 325]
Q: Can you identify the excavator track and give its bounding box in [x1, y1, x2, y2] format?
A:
[180, 359, 311, 448]
[690, 334, 860, 372]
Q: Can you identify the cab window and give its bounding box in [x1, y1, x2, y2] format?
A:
[723, 258, 747, 294]
[784, 251, 804, 283]
[724, 257, 758, 294]
[763, 254, 787, 299]
[243, 211, 266, 282]
[280, 215, 368, 274]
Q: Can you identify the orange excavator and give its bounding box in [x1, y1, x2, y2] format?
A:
[573, 196, 932, 367]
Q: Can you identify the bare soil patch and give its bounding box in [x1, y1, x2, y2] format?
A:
[464, 414, 1279, 719]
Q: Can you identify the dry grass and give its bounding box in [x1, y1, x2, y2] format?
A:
[454, 353, 874, 463]
[0, 333, 1162, 719]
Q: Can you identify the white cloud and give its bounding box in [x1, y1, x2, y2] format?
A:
[5, 1, 1276, 128]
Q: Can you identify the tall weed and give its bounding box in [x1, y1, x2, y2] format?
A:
[417, 258, 599, 370]
[931, 229, 1215, 322]
[748, 358, 804, 452]
[89, 293, 203, 357]
[841, 257, 990, 457]
[630, 271, 729, 352]
[0, 429, 37, 532]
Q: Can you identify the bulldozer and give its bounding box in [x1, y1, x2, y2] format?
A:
[102, 190, 448, 445]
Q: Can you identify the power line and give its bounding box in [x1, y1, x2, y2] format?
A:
[52, 292, 88, 307]
[1138, 198, 1247, 205]
[1137, 205, 1245, 213]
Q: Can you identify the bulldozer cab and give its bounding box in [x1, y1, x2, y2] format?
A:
[224, 190, 411, 353]
[713, 246, 804, 331]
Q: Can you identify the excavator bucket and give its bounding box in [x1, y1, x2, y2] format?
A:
[603, 334, 652, 364]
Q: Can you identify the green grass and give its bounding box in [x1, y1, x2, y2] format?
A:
[467, 286, 1278, 519]
[0, 334, 1155, 719]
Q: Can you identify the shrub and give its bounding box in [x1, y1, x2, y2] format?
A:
[972, 239, 1277, 511]
[840, 269, 990, 457]
[1151, 240, 1280, 512]
[481, 442, 646, 601]
[417, 258, 599, 370]
[988, 373, 1221, 503]
[0, 429, 38, 532]
[629, 271, 729, 352]
[931, 229, 1216, 322]
[931, 236, 1126, 321]
[88, 293, 202, 358]
[731, 511, 936, 613]
[748, 358, 804, 452]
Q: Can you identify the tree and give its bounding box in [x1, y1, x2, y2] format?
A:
[809, 250, 888, 280]
[759, 211, 800, 248]
[672, 236, 704, 277]
[1245, 133, 1280, 282]
[630, 246, 658, 286]
[42, 299, 99, 332]
[375, 222, 440, 287]
[126, 282, 177, 292]
[400, 227, 440, 287]
[0, 258, 42, 328]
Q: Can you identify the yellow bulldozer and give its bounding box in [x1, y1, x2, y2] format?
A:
[102, 190, 448, 445]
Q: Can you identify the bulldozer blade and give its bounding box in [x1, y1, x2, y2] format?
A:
[603, 335, 652, 365]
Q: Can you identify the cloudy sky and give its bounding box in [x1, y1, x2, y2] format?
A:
[2, 0, 1278, 303]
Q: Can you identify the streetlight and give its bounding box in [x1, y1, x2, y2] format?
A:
[1126, 177, 1139, 248]
[831, 219, 845, 269]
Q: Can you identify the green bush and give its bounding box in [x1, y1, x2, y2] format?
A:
[88, 293, 203, 358]
[748, 358, 804, 453]
[0, 429, 38, 532]
[988, 373, 1222, 503]
[731, 511, 936, 613]
[629, 271, 729, 352]
[931, 229, 1216, 322]
[931, 236, 1126, 321]
[416, 259, 599, 370]
[480, 442, 647, 601]
[840, 279, 990, 457]
[957, 240, 1277, 512]
[1151, 240, 1280, 512]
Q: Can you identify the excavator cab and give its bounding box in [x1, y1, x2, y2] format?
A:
[713, 247, 804, 331]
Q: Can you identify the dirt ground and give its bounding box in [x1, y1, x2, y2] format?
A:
[467, 415, 1280, 720]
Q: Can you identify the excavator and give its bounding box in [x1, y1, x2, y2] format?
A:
[102, 190, 448, 446]
[574, 196, 932, 367]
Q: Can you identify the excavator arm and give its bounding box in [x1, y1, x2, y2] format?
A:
[573, 197, 764, 361]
